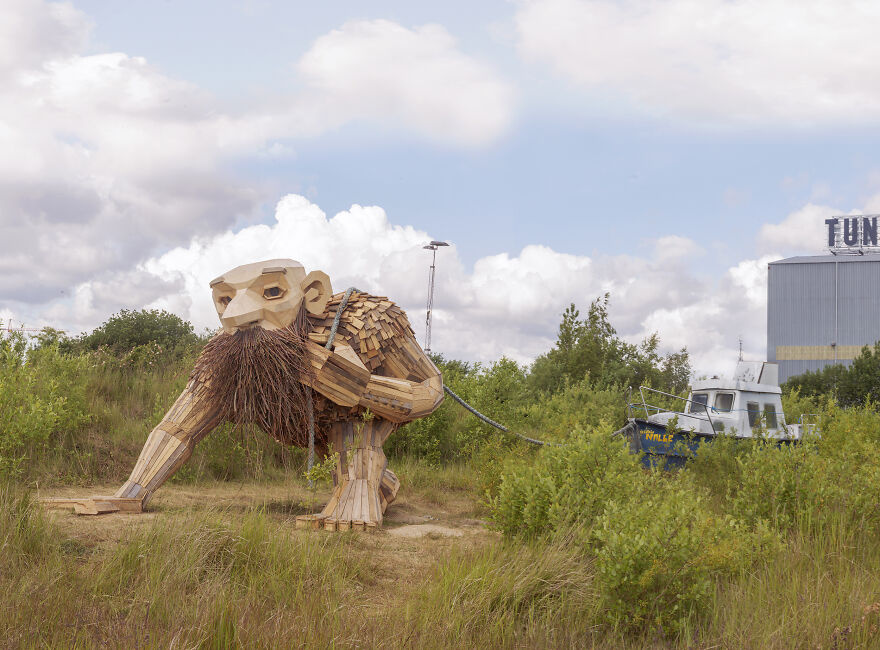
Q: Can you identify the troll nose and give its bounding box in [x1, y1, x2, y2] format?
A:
[221, 293, 266, 330]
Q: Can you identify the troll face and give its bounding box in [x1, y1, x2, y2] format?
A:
[209, 259, 332, 333]
[194, 259, 334, 446]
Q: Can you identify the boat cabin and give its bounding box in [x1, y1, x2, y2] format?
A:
[640, 361, 809, 440]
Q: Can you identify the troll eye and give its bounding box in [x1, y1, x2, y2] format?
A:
[263, 285, 285, 300]
[218, 296, 231, 307]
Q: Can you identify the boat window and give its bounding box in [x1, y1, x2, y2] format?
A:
[689, 393, 709, 414]
[763, 404, 778, 429]
[714, 392, 734, 412]
[747, 402, 760, 427]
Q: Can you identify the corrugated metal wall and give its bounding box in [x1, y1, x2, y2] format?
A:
[768, 257, 880, 382]
[838, 261, 880, 343]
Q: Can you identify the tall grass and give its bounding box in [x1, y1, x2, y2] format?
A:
[1, 485, 376, 648]
[704, 522, 880, 649]
[404, 536, 601, 648]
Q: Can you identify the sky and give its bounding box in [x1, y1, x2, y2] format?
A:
[3, 0, 880, 375]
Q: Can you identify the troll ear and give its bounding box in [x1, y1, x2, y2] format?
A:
[301, 270, 332, 316]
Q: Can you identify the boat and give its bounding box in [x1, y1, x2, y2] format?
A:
[619, 361, 818, 468]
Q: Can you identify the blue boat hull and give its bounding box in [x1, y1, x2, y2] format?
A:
[626, 419, 711, 469]
[624, 418, 795, 469]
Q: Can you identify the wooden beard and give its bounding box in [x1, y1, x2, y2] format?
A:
[190, 313, 318, 447]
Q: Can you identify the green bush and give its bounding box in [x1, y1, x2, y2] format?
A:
[388, 356, 530, 465]
[491, 428, 639, 539]
[62, 308, 201, 357]
[515, 377, 626, 441]
[780, 388, 826, 430]
[592, 474, 779, 635]
[0, 335, 91, 476]
[729, 440, 828, 532]
[728, 405, 880, 536]
[490, 427, 786, 637]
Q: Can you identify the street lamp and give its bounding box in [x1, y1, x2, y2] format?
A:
[422, 240, 449, 353]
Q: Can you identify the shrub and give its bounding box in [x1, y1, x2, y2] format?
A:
[730, 439, 830, 533]
[686, 433, 754, 501]
[66, 308, 199, 356]
[592, 473, 780, 636]
[491, 428, 640, 539]
[0, 335, 91, 476]
[515, 377, 626, 442]
[388, 356, 530, 465]
[729, 409, 880, 536]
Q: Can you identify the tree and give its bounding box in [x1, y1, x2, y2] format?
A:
[72, 309, 198, 354]
[31, 327, 69, 350]
[838, 342, 880, 407]
[528, 294, 690, 395]
[783, 363, 846, 400]
[784, 342, 880, 407]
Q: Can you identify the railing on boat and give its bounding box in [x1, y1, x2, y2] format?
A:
[799, 413, 820, 437]
[627, 386, 718, 435]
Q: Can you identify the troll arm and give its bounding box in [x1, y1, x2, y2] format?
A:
[42, 377, 223, 514]
[113, 378, 224, 503]
[302, 338, 443, 424]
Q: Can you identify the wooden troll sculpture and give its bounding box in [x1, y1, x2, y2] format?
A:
[45, 259, 443, 529]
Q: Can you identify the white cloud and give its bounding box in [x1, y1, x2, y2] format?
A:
[297, 19, 515, 146]
[43, 194, 788, 377]
[515, 0, 880, 123]
[757, 203, 839, 255]
[0, 2, 515, 319]
[0, 0, 89, 79]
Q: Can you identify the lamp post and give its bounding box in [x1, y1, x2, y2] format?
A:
[422, 240, 449, 353]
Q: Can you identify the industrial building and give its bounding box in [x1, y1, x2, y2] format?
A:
[767, 252, 880, 383]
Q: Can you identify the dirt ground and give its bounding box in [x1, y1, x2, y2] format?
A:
[39, 479, 498, 616]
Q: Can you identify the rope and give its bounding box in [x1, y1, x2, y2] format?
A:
[307, 287, 359, 478]
[325, 287, 358, 351]
[306, 390, 315, 487]
[442, 385, 556, 447]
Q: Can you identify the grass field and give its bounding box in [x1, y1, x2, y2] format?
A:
[5, 330, 880, 647]
[10, 471, 495, 649]
[4, 459, 880, 649]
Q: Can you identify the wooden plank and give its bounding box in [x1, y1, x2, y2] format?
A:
[353, 480, 365, 521]
[127, 429, 164, 484]
[360, 478, 369, 523]
[368, 481, 378, 524]
[337, 480, 354, 519]
[136, 430, 176, 484]
[114, 481, 143, 499]
[140, 436, 185, 491]
[320, 479, 344, 517]
[361, 444, 368, 478]
[90, 497, 143, 513]
[40, 497, 125, 516]
[340, 481, 355, 521]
